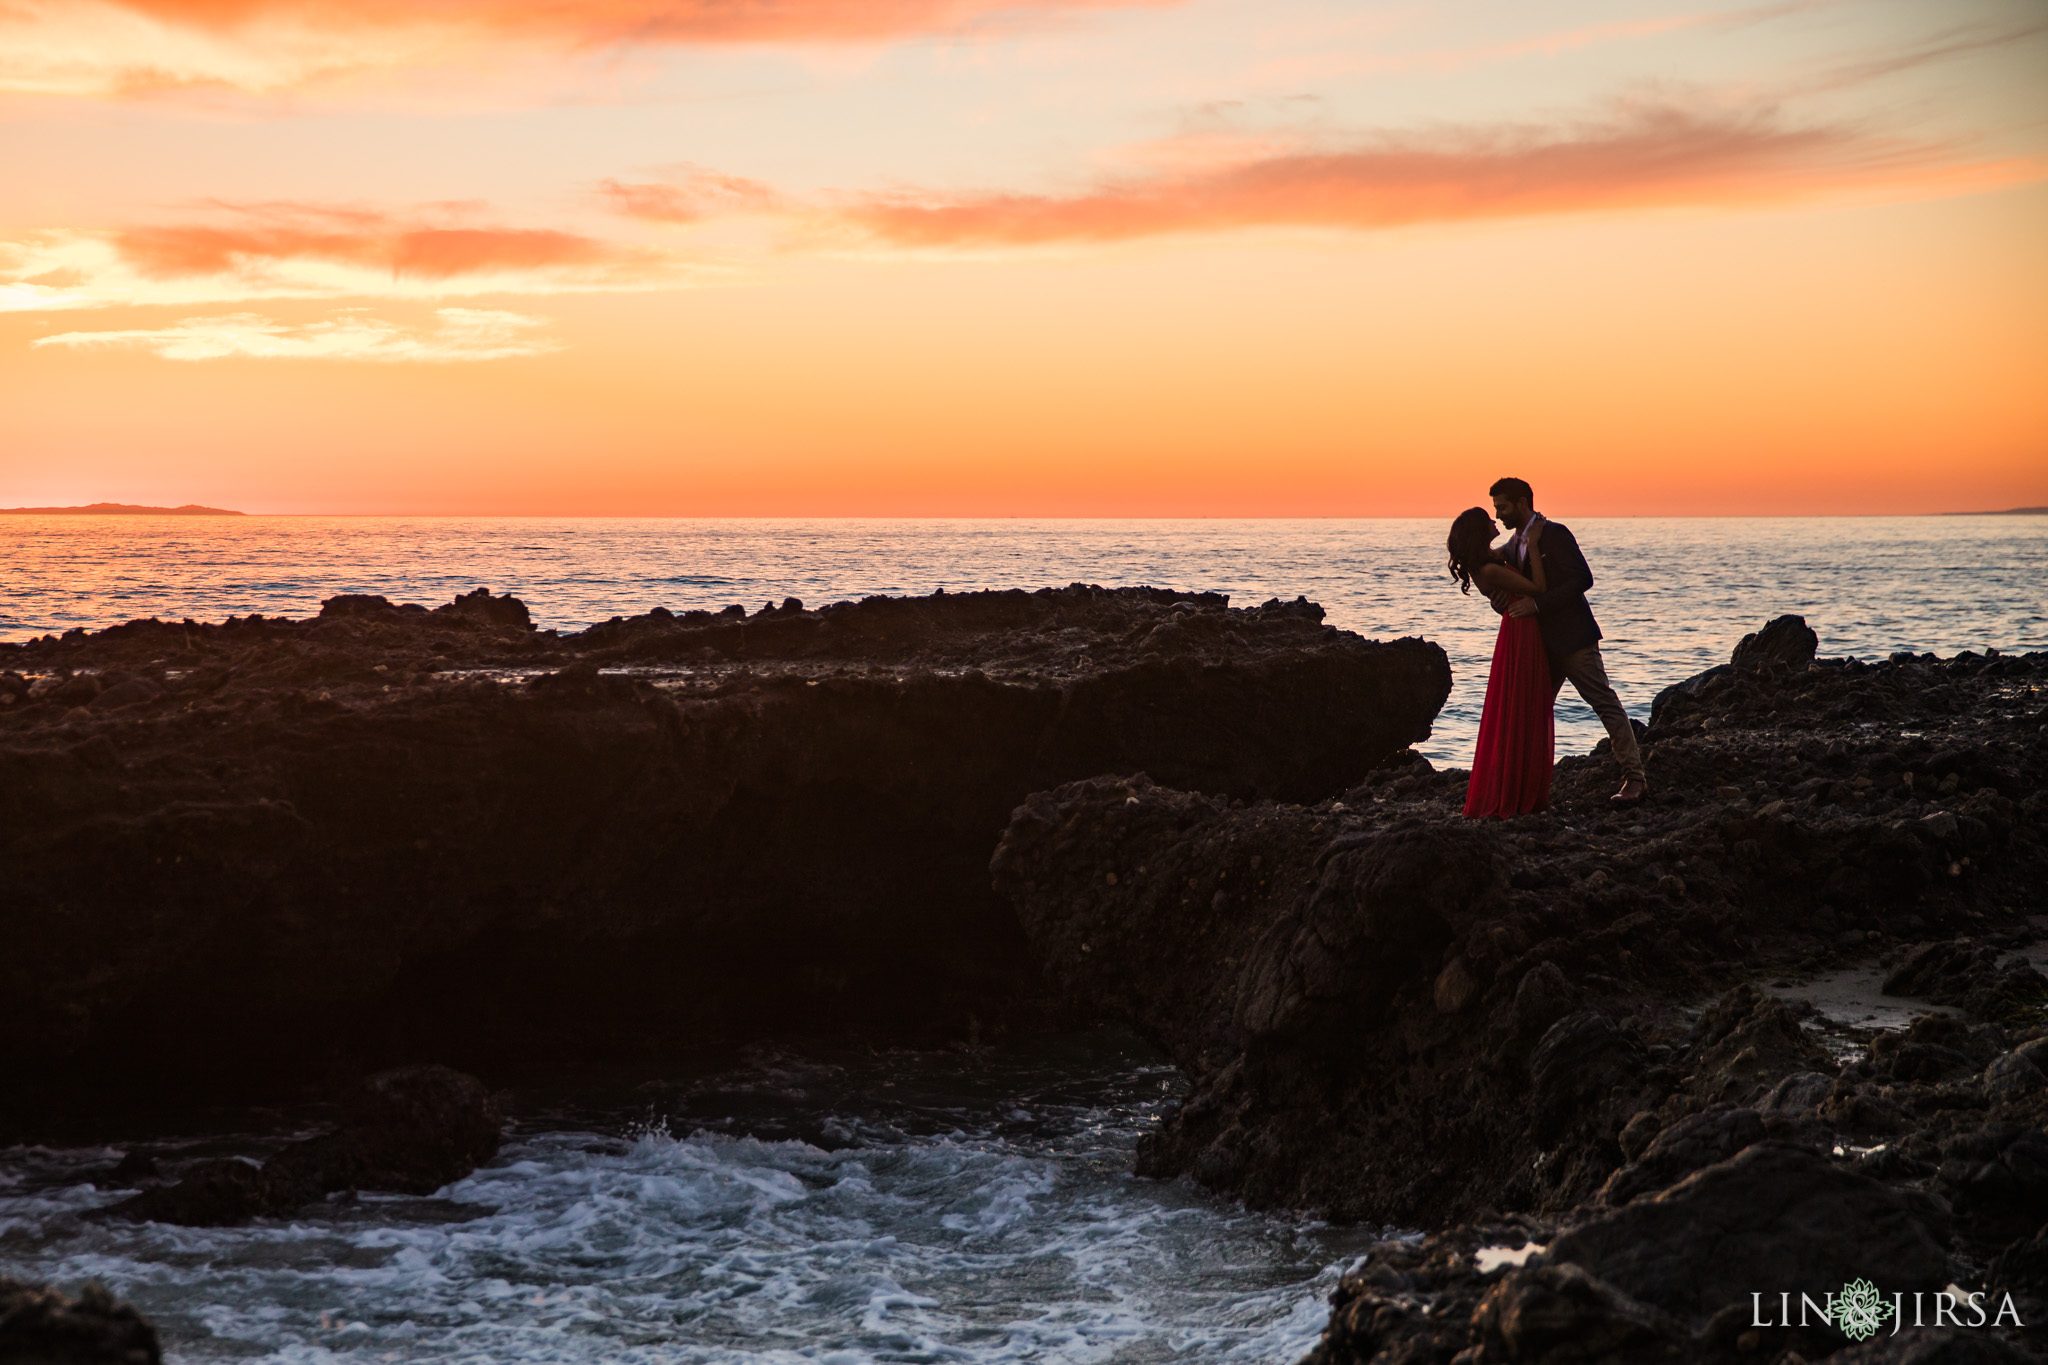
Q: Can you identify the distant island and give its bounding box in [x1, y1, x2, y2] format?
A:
[1942, 506, 2048, 516]
[0, 503, 245, 516]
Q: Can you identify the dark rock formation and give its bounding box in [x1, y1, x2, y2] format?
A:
[1835, 1336, 2038, 1364]
[1595, 1104, 1765, 1206]
[1551, 1143, 1951, 1323]
[993, 625, 2048, 1360]
[1887, 942, 2048, 1022]
[1307, 1203, 2032, 1365]
[1732, 612, 1821, 669]
[1990, 1223, 2048, 1323]
[112, 1065, 502, 1225]
[0, 585, 1447, 1121]
[0, 1278, 161, 1364]
[1300, 1080, 2044, 1362]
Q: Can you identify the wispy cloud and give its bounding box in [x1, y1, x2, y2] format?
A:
[599, 167, 783, 225]
[7, 94, 2034, 322]
[1, 202, 699, 311]
[30, 307, 562, 360]
[1240, 1, 1831, 88]
[834, 97, 2040, 248]
[117, 209, 613, 279]
[1807, 16, 2048, 91]
[3, 0, 1172, 96]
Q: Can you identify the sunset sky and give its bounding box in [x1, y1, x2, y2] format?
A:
[1, 0, 2043, 515]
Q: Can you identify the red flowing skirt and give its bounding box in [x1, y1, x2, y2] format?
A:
[1464, 611, 1554, 819]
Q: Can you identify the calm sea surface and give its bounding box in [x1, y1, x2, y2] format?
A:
[3, 515, 2043, 763]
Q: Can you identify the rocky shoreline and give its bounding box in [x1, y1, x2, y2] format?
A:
[6, 595, 2046, 1363]
[995, 618, 2048, 1362]
[0, 585, 1446, 1124]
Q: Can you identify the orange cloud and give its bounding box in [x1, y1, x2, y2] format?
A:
[109, 0, 1149, 43]
[31, 306, 559, 361]
[599, 168, 782, 225]
[116, 206, 614, 279]
[3, 202, 700, 311]
[842, 99, 2039, 246]
[4, 0, 1170, 95]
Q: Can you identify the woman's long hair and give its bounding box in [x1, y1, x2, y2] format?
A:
[1446, 507, 1498, 594]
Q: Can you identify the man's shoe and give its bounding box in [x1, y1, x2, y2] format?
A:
[1610, 779, 1647, 808]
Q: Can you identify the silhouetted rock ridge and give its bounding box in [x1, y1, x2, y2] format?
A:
[0, 585, 1448, 1117]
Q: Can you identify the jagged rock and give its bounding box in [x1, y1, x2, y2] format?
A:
[1818, 1083, 1917, 1138]
[1302, 1226, 1621, 1365]
[1595, 1106, 1766, 1206]
[435, 587, 532, 630]
[1988, 1222, 2048, 1324]
[1832, 1333, 2038, 1364]
[1434, 956, 1481, 1014]
[0, 1277, 161, 1364]
[112, 1156, 273, 1226]
[1510, 962, 1577, 1041]
[1469, 1262, 1675, 1361]
[1648, 662, 1733, 728]
[114, 1064, 501, 1225]
[1677, 984, 1838, 1108]
[1759, 1071, 1835, 1117]
[1549, 1143, 1951, 1327]
[1870, 1015, 2005, 1085]
[1732, 614, 1819, 670]
[1007, 623, 2047, 1359]
[1647, 614, 1814, 726]
[1985, 1052, 2048, 1102]
[995, 632, 2048, 1233]
[1934, 1126, 2048, 1243]
[267, 1063, 502, 1202]
[1618, 1110, 1664, 1162]
[0, 586, 1449, 1116]
[1886, 942, 2048, 1023]
[994, 774, 1656, 1224]
[1888, 942, 2000, 999]
[1529, 1012, 1640, 1141]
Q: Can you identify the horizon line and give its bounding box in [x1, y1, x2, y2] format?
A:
[5, 510, 2048, 521]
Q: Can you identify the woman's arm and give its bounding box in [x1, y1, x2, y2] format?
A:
[1524, 521, 1546, 592]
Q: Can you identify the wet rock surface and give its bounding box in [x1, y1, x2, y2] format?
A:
[0, 1277, 161, 1364]
[994, 624, 2048, 1361]
[0, 586, 1447, 1123]
[109, 1064, 502, 1226]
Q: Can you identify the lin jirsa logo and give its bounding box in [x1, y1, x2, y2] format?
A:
[1832, 1280, 1894, 1341]
[1751, 1279, 2025, 1340]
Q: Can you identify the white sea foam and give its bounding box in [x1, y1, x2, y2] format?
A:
[0, 1045, 1380, 1363]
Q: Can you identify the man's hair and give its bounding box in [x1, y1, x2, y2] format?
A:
[1489, 477, 1533, 504]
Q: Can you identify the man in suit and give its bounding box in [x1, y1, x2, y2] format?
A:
[1491, 476, 1647, 807]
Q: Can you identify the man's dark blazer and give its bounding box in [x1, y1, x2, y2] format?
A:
[1528, 520, 1603, 661]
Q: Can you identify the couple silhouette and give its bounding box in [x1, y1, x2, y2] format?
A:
[1447, 478, 1647, 818]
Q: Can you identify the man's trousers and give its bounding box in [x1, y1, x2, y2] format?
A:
[1550, 644, 1646, 783]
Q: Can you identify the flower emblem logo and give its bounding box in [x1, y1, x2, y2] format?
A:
[1833, 1279, 1895, 1341]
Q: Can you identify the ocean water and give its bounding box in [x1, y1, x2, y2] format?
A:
[2, 515, 2043, 763]
[0, 1034, 1380, 1364]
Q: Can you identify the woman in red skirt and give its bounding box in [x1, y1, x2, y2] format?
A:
[1447, 507, 1553, 818]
